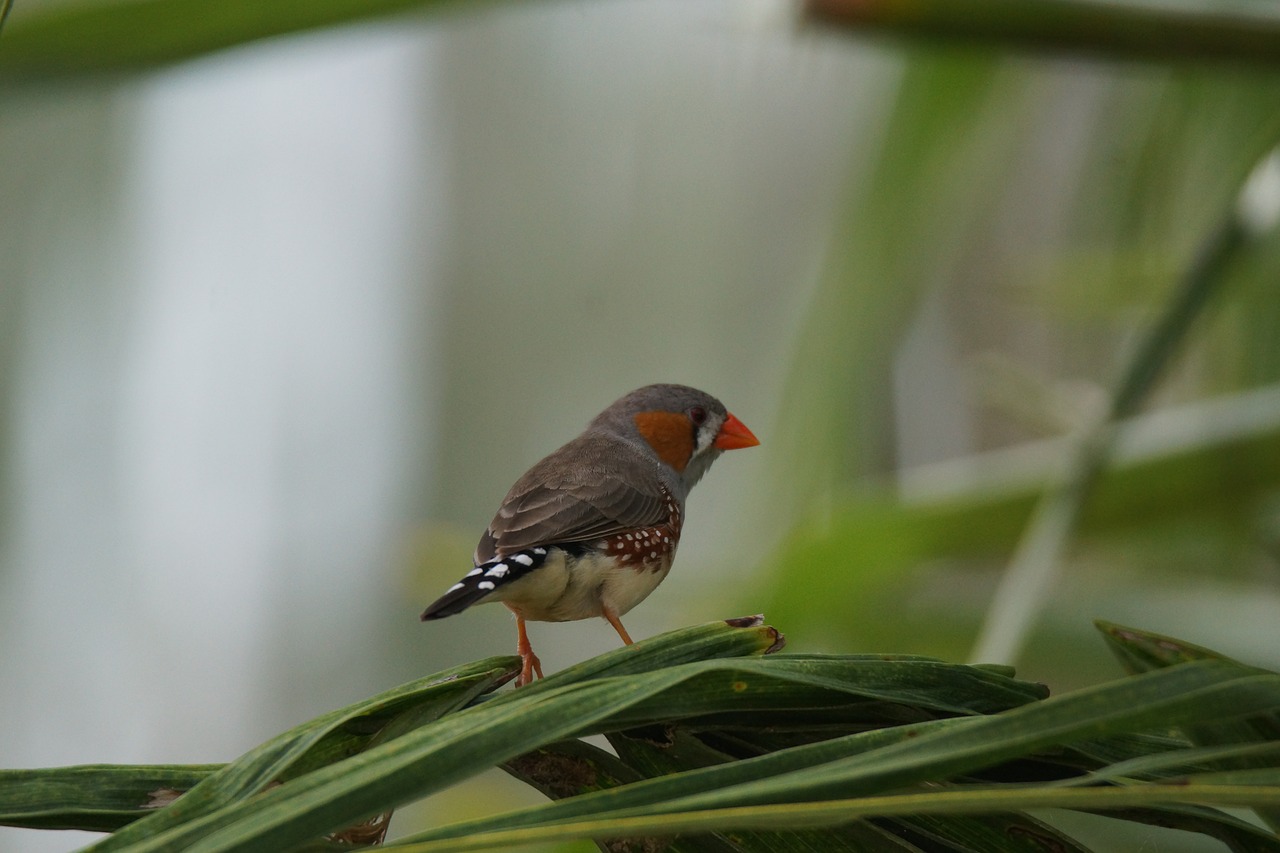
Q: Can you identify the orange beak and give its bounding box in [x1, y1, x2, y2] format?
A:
[713, 412, 760, 450]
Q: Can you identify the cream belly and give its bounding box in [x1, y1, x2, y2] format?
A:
[490, 547, 673, 622]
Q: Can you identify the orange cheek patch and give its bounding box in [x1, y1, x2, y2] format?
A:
[633, 411, 694, 472]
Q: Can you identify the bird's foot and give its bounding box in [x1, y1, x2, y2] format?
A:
[516, 648, 543, 687]
[512, 612, 544, 687]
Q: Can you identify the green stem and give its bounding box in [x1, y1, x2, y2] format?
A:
[807, 0, 1280, 66]
[970, 152, 1270, 665]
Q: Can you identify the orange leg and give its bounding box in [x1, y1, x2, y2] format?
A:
[603, 607, 634, 646]
[509, 608, 543, 687]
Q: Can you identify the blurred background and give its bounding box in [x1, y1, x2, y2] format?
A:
[3, 0, 1280, 850]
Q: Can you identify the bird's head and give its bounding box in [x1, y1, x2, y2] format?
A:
[591, 383, 759, 494]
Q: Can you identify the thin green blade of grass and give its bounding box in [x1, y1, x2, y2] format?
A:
[608, 726, 736, 776]
[761, 657, 1049, 711]
[609, 725, 1083, 853]
[1096, 620, 1280, 830]
[884, 812, 1090, 853]
[1095, 622, 1280, 744]
[0, 764, 220, 832]
[14, 0, 1280, 79]
[411, 719, 974, 845]
[985, 743, 1280, 848]
[971, 185, 1256, 664]
[1180, 768, 1280, 786]
[381, 785, 1280, 853]
[0, 0, 499, 81]
[501, 738, 645, 803]
[594, 657, 1046, 734]
[1074, 803, 1280, 853]
[604, 728, 924, 852]
[723, 826, 929, 853]
[601, 722, 923, 853]
[1096, 619, 1254, 672]
[770, 52, 1005, 515]
[489, 617, 785, 701]
[805, 0, 1280, 66]
[1059, 740, 1280, 786]
[501, 741, 761, 853]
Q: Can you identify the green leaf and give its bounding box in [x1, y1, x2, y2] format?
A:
[410, 719, 973, 845]
[884, 812, 1090, 853]
[1076, 805, 1280, 853]
[0, 0, 497, 80]
[1096, 621, 1280, 831]
[0, 764, 219, 832]
[502, 738, 646, 803]
[382, 786, 1280, 853]
[805, 0, 1280, 66]
[609, 727, 1074, 853]
[1096, 619, 1252, 673]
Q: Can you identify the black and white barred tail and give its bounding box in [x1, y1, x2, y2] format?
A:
[420, 546, 551, 620]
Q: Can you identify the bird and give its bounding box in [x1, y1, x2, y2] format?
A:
[420, 384, 760, 686]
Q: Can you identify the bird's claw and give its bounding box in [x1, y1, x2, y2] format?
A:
[516, 650, 544, 687]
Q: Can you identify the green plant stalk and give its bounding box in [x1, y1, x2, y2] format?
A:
[406, 718, 974, 843]
[0, 765, 221, 832]
[513, 721, 1090, 853]
[382, 784, 1280, 853]
[1097, 620, 1280, 831]
[508, 737, 928, 853]
[0, 0, 499, 80]
[1056, 740, 1280, 787]
[1086, 802, 1280, 853]
[970, 185, 1255, 665]
[771, 53, 1006, 513]
[494, 616, 786, 698]
[1095, 619, 1277, 674]
[805, 0, 1280, 66]
[9, 0, 1280, 82]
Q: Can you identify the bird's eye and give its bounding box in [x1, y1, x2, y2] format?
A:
[688, 406, 707, 426]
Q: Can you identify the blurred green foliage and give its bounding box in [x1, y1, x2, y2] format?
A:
[757, 38, 1280, 683]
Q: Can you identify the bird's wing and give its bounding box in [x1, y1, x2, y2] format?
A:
[475, 437, 669, 563]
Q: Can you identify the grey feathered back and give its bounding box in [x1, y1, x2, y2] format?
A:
[474, 384, 727, 564]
